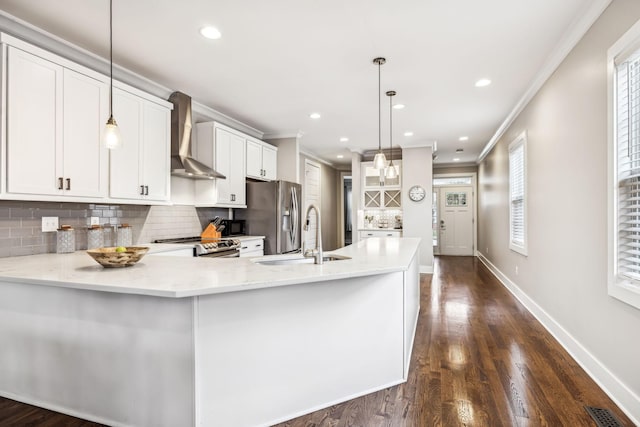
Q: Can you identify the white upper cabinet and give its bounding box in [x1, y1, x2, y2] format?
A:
[4, 45, 108, 199]
[246, 138, 277, 181]
[194, 122, 246, 207]
[109, 86, 171, 203]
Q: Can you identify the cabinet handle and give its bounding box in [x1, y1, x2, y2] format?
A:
[58, 177, 64, 190]
[254, 244, 261, 248]
[387, 234, 392, 236]
[144, 185, 149, 196]
[66, 178, 71, 191]
[140, 185, 145, 195]
[367, 233, 373, 236]
[241, 246, 248, 250]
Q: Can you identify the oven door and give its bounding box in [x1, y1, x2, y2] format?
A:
[198, 249, 240, 258]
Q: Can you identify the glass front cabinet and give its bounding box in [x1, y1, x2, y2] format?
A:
[361, 161, 402, 209]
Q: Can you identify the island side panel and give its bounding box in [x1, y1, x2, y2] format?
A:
[195, 272, 405, 427]
[404, 250, 421, 378]
[0, 281, 195, 427]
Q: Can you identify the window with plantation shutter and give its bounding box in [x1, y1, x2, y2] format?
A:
[608, 21, 640, 310]
[509, 133, 527, 256]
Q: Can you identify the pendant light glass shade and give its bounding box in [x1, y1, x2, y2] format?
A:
[103, 0, 122, 149]
[385, 90, 398, 179]
[373, 57, 387, 169]
[103, 116, 122, 149]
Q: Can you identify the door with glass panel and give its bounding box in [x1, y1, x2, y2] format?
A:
[438, 186, 474, 256]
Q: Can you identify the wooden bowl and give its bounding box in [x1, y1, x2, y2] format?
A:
[86, 246, 149, 268]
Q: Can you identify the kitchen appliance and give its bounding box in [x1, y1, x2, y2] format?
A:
[236, 180, 301, 255]
[168, 91, 226, 180]
[218, 219, 245, 237]
[154, 237, 241, 257]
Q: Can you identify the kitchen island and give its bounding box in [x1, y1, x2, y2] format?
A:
[0, 238, 420, 427]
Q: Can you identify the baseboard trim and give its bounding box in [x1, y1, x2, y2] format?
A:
[476, 252, 640, 426]
[420, 265, 434, 274]
[0, 390, 127, 427]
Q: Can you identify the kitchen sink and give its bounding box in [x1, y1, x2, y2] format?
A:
[252, 254, 351, 266]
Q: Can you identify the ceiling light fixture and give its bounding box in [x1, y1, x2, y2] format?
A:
[102, 0, 122, 150]
[453, 158, 460, 162]
[337, 154, 344, 159]
[340, 137, 349, 142]
[200, 26, 222, 40]
[309, 113, 321, 119]
[459, 136, 469, 141]
[393, 104, 405, 110]
[475, 78, 492, 87]
[386, 90, 398, 179]
[372, 57, 387, 169]
[404, 131, 414, 137]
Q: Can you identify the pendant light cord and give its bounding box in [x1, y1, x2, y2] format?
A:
[109, 0, 113, 118]
[389, 93, 393, 163]
[378, 61, 381, 152]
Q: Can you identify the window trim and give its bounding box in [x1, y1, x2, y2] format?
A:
[608, 18, 640, 310]
[508, 131, 528, 256]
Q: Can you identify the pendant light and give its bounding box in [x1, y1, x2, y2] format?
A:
[102, 0, 122, 149]
[386, 90, 398, 179]
[372, 57, 387, 169]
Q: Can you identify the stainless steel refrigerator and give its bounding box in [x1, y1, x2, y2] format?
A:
[237, 180, 302, 255]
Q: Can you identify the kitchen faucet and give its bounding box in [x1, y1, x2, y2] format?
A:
[303, 204, 323, 265]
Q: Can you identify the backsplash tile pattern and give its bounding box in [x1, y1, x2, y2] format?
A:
[137, 205, 203, 243]
[0, 200, 149, 257]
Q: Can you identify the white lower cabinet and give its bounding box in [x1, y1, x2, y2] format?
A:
[109, 86, 171, 203]
[194, 122, 246, 207]
[238, 238, 264, 257]
[5, 45, 108, 199]
[359, 229, 403, 239]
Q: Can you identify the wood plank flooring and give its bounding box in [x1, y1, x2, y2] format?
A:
[0, 256, 634, 426]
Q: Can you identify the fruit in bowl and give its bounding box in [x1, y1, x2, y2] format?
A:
[86, 246, 149, 268]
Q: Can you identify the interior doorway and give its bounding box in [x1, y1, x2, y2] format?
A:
[433, 174, 477, 256]
[343, 177, 352, 245]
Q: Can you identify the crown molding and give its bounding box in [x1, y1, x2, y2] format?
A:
[300, 150, 336, 168]
[263, 131, 304, 140]
[477, 0, 612, 163]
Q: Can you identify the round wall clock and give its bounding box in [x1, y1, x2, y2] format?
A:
[408, 185, 426, 202]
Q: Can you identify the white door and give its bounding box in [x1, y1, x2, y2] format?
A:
[62, 68, 108, 198]
[439, 186, 473, 256]
[142, 101, 170, 201]
[304, 160, 321, 251]
[110, 88, 143, 200]
[6, 47, 62, 196]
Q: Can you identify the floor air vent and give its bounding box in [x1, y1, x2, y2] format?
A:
[585, 406, 623, 427]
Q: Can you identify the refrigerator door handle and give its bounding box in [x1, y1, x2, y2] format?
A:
[290, 187, 298, 248]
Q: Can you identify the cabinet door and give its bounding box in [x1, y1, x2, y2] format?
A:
[62, 68, 108, 198]
[109, 88, 143, 199]
[228, 133, 246, 205]
[214, 128, 233, 204]
[246, 139, 262, 179]
[262, 145, 277, 181]
[142, 101, 170, 201]
[6, 47, 62, 195]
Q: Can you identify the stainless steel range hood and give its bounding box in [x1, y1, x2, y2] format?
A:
[169, 91, 226, 180]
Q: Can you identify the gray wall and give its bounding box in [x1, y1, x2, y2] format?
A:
[299, 154, 339, 251]
[478, 0, 640, 420]
[433, 165, 478, 175]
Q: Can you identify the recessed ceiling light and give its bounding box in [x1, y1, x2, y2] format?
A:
[453, 158, 460, 162]
[309, 113, 321, 119]
[337, 154, 344, 159]
[459, 136, 469, 141]
[475, 78, 491, 87]
[393, 104, 405, 110]
[340, 137, 349, 142]
[200, 26, 222, 40]
[404, 131, 414, 137]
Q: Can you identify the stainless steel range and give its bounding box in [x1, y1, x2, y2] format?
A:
[154, 237, 241, 258]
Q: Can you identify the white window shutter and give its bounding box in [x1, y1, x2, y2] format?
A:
[509, 133, 527, 255]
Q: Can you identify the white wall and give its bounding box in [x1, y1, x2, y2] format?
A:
[477, 0, 640, 422]
[401, 147, 433, 273]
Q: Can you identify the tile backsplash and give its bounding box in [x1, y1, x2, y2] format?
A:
[0, 200, 149, 257]
[0, 200, 237, 258]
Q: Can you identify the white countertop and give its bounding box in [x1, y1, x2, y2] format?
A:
[0, 238, 420, 298]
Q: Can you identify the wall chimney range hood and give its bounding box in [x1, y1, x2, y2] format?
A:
[169, 91, 226, 180]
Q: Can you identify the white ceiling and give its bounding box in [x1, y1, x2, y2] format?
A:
[0, 0, 607, 167]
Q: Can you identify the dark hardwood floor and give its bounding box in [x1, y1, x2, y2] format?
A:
[0, 256, 634, 426]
